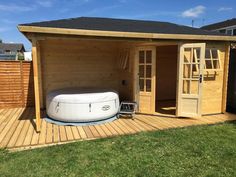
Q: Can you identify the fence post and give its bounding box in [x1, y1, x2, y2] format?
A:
[20, 61, 25, 107]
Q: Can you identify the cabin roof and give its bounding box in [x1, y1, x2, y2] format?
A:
[20, 17, 224, 36]
[18, 17, 236, 41]
[201, 18, 236, 30]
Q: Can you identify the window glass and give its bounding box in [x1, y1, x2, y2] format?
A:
[194, 48, 200, 61]
[146, 65, 151, 78]
[193, 48, 221, 71]
[183, 64, 191, 78]
[211, 49, 218, 59]
[139, 79, 144, 91]
[233, 29, 236, 36]
[204, 48, 220, 70]
[205, 60, 212, 69]
[219, 29, 226, 34]
[183, 80, 190, 94]
[213, 60, 220, 69]
[139, 51, 144, 63]
[227, 29, 232, 35]
[205, 49, 211, 58]
[184, 48, 191, 63]
[146, 50, 152, 64]
[146, 79, 151, 92]
[139, 65, 144, 78]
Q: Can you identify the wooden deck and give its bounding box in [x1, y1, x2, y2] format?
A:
[0, 107, 236, 151]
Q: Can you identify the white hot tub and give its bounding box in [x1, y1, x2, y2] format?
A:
[46, 88, 119, 122]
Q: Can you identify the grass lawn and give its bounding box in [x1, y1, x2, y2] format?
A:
[0, 121, 236, 177]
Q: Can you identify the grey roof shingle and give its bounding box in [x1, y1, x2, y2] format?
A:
[20, 17, 227, 36]
[0, 43, 25, 52]
[201, 18, 236, 30]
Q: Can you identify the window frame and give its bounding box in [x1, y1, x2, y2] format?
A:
[193, 48, 222, 73]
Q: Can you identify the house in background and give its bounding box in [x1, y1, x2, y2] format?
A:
[202, 18, 236, 112]
[201, 18, 236, 36]
[23, 52, 32, 61]
[0, 42, 26, 60]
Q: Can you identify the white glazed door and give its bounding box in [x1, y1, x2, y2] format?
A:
[177, 43, 205, 117]
[137, 47, 156, 114]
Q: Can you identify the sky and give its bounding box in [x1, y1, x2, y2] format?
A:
[0, 0, 235, 50]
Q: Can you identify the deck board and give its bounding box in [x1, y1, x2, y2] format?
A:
[0, 108, 24, 147]
[59, 126, 67, 142]
[70, 126, 81, 140]
[0, 107, 236, 150]
[53, 124, 60, 143]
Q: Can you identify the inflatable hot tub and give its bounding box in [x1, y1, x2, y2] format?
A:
[46, 88, 119, 122]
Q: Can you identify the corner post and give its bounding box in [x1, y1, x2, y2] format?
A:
[32, 39, 41, 132]
[222, 42, 230, 113]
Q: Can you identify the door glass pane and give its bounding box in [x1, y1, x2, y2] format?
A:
[184, 48, 191, 63]
[194, 48, 200, 61]
[146, 50, 152, 64]
[139, 51, 144, 63]
[139, 65, 144, 77]
[139, 79, 144, 91]
[183, 80, 190, 94]
[192, 64, 200, 77]
[146, 79, 151, 92]
[146, 65, 151, 78]
[183, 64, 191, 78]
[191, 80, 199, 94]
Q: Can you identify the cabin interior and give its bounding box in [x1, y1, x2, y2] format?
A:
[39, 38, 228, 117]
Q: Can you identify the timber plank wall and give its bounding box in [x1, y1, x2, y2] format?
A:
[0, 61, 34, 108]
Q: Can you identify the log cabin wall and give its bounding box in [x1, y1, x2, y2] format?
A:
[116, 44, 135, 101]
[38, 38, 229, 115]
[201, 43, 228, 114]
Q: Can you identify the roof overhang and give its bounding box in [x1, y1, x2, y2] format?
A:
[18, 25, 236, 42]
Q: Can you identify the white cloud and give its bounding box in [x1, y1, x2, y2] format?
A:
[36, 0, 53, 8]
[181, 5, 206, 18]
[0, 4, 35, 12]
[218, 7, 233, 12]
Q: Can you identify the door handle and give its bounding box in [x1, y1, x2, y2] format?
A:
[199, 74, 202, 83]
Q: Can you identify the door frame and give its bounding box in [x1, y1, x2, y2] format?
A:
[176, 43, 206, 117]
[134, 46, 156, 114]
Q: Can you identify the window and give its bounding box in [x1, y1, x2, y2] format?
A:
[193, 48, 221, 71]
[233, 29, 236, 36]
[219, 29, 226, 34]
[138, 50, 152, 92]
[5, 50, 10, 54]
[227, 29, 232, 35]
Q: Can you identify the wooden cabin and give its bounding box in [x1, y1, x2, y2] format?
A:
[18, 17, 236, 131]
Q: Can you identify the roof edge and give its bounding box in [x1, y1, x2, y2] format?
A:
[18, 25, 236, 42]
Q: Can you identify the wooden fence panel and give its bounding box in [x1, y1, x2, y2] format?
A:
[0, 61, 34, 108]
